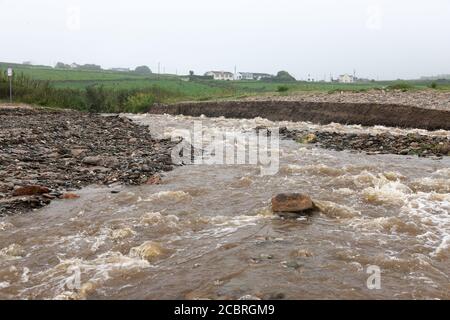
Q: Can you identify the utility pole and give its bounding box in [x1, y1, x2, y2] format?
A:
[7, 67, 13, 103]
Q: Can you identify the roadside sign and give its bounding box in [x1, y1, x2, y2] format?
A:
[7, 67, 13, 77]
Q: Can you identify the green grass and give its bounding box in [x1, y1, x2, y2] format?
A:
[2, 61, 450, 112]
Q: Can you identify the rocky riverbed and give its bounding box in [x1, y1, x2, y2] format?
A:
[275, 126, 450, 158]
[0, 106, 176, 216]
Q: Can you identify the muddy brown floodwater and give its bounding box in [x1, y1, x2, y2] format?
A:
[1, 114, 449, 300]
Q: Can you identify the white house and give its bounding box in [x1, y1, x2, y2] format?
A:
[238, 72, 254, 80]
[338, 74, 355, 83]
[204, 71, 234, 81]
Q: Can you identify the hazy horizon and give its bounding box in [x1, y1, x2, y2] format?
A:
[1, 0, 449, 80]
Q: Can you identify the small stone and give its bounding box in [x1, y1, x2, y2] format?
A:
[399, 149, 410, 155]
[82, 156, 102, 166]
[284, 260, 301, 269]
[129, 241, 164, 262]
[268, 292, 286, 300]
[70, 149, 87, 157]
[271, 193, 314, 213]
[435, 142, 450, 155]
[146, 175, 162, 185]
[410, 142, 420, 149]
[260, 253, 273, 259]
[291, 248, 313, 258]
[238, 295, 261, 300]
[297, 133, 317, 144]
[61, 193, 80, 199]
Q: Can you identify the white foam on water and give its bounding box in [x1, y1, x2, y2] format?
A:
[20, 267, 30, 283]
[362, 180, 412, 205]
[433, 168, 450, 178]
[315, 200, 361, 219]
[0, 222, 14, 231]
[140, 191, 192, 203]
[411, 177, 450, 193]
[0, 243, 25, 260]
[27, 251, 151, 300]
[280, 164, 344, 177]
[333, 188, 355, 196]
[402, 194, 450, 259]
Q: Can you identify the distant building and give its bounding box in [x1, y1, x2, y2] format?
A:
[70, 63, 80, 69]
[204, 71, 234, 81]
[238, 72, 253, 80]
[110, 68, 130, 72]
[354, 77, 371, 83]
[338, 74, 355, 83]
[236, 72, 274, 81]
[252, 73, 274, 80]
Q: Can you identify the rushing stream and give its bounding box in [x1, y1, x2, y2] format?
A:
[1, 114, 449, 299]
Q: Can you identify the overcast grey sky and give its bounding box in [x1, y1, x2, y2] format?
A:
[1, 0, 449, 80]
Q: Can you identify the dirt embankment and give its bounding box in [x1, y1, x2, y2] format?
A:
[0, 107, 176, 215]
[149, 100, 450, 130]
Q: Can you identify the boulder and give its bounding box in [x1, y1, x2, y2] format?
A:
[12, 185, 50, 196]
[271, 193, 314, 213]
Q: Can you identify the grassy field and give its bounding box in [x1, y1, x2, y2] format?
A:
[1, 61, 449, 112]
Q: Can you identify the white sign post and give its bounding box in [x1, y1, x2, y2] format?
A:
[7, 67, 12, 103]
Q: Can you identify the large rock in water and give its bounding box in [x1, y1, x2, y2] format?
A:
[271, 193, 314, 213]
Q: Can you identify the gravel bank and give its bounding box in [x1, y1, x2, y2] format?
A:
[0, 106, 176, 215]
[241, 89, 450, 111]
[274, 127, 450, 158]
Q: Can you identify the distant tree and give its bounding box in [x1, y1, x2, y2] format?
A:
[274, 71, 296, 82]
[134, 65, 152, 74]
[189, 70, 195, 76]
[55, 62, 70, 69]
[79, 64, 102, 71]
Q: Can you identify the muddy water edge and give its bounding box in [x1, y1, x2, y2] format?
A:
[1, 113, 449, 299]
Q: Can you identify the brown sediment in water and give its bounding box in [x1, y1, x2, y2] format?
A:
[1, 113, 450, 300]
[149, 100, 450, 130]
